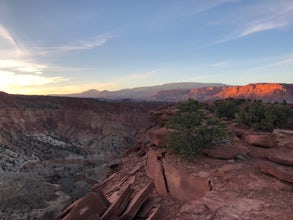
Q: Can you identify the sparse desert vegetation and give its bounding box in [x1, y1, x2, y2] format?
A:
[166, 99, 229, 157]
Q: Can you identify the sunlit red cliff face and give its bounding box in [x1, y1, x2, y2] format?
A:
[154, 83, 293, 103]
[213, 83, 291, 102]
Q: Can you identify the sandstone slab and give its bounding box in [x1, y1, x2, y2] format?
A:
[178, 200, 213, 220]
[61, 191, 109, 220]
[121, 182, 153, 219]
[267, 151, 293, 166]
[145, 149, 168, 196]
[259, 161, 293, 183]
[101, 184, 133, 220]
[163, 160, 210, 202]
[203, 144, 248, 160]
[244, 134, 275, 148]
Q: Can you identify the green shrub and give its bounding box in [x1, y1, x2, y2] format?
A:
[237, 101, 293, 131]
[214, 98, 241, 120]
[166, 99, 228, 157]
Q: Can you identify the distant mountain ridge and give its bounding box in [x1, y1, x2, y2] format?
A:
[56, 82, 293, 103]
[62, 82, 227, 99]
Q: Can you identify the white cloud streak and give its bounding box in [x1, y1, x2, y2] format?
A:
[0, 60, 47, 74]
[213, 0, 293, 44]
[0, 70, 64, 88]
[274, 56, 293, 65]
[152, 0, 240, 23]
[35, 33, 113, 55]
[0, 24, 17, 47]
[209, 61, 229, 67]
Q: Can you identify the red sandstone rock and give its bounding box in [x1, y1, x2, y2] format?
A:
[267, 151, 293, 166]
[101, 184, 133, 220]
[163, 160, 210, 202]
[145, 149, 168, 196]
[146, 205, 162, 220]
[244, 134, 275, 148]
[60, 191, 109, 220]
[121, 182, 153, 219]
[285, 142, 293, 150]
[136, 198, 159, 219]
[259, 161, 293, 183]
[203, 144, 248, 159]
[147, 127, 169, 147]
[228, 126, 249, 138]
[178, 200, 213, 220]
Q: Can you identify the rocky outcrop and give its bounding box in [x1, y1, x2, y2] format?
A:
[202, 144, 248, 160]
[121, 182, 153, 219]
[60, 182, 158, 220]
[267, 150, 293, 166]
[146, 128, 169, 147]
[145, 149, 168, 196]
[244, 134, 275, 148]
[60, 191, 109, 220]
[259, 161, 293, 183]
[145, 148, 210, 202]
[214, 83, 288, 101]
[163, 160, 211, 202]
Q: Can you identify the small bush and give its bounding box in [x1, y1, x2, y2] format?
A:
[166, 99, 229, 157]
[214, 98, 241, 120]
[237, 101, 293, 131]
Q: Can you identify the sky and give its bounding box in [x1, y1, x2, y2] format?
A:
[0, 0, 292, 95]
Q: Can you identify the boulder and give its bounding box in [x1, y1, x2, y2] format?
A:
[267, 151, 293, 166]
[145, 149, 168, 196]
[244, 134, 275, 148]
[61, 191, 109, 220]
[259, 161, 293, 183]
[163, 160, 210, 202]
[203, 144, 248, 160]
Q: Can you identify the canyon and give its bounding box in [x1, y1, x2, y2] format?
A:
[0, 87, 292, 219]
[0, 93, 164, 219]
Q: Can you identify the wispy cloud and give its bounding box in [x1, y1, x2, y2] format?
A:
[0, 24, 28, 59]
[151, 0, 239, 23]
[35, 33, 114, 55]
[212, 0, 293, 44]
[274, 56, 293, 65]
[209, 61, 229, 67]
[0, 60, 47, 74]
[0, 24, 17, 47]
[0, 70, 65, 90]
